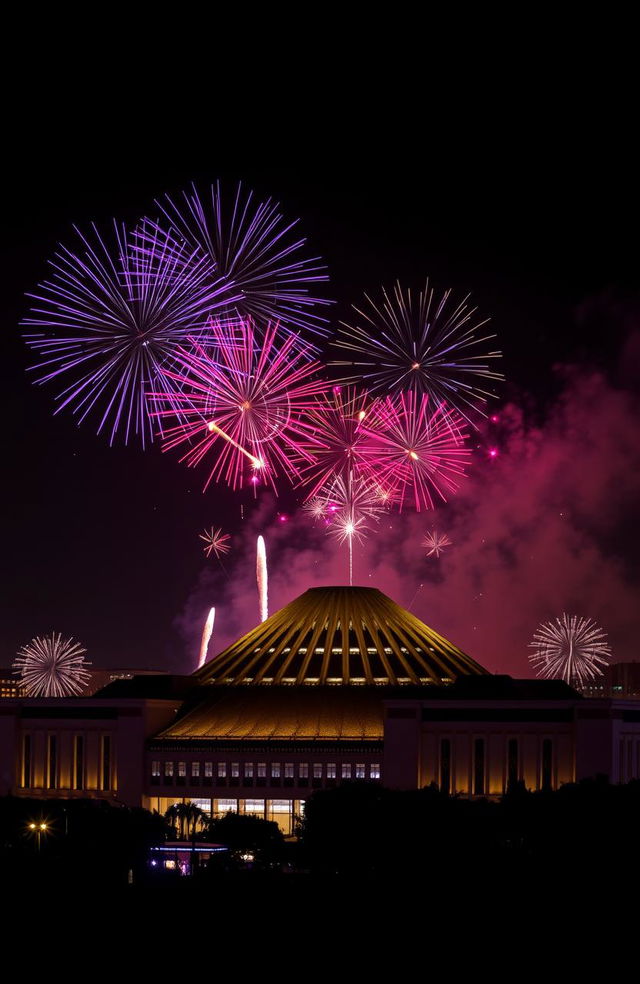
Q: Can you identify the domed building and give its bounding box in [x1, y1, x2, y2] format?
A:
[2, 585, 639, 832]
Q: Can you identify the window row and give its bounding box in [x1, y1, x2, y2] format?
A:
[151, 760, 381, 781]
[438, 736, 554, 795]
[20, 733, 112, 791]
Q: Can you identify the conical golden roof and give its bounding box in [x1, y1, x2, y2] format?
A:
[195, 586, 487, 686]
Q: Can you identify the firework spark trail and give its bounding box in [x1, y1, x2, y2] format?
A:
[528, 614, 612, 687]
[13, 632, 91, 697]
[369, 390, 470, 511]
[257, 535, 269, 622]
[142, 181, 333, 340]
[333, 279, 502, 425]
[22, 221, 237, 446]
[197, 607, 216, 669]
[150, 319, 326, 491]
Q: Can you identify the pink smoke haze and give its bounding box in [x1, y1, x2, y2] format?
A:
[176, 356, 640, 676]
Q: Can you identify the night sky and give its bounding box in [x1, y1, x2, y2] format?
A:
[3, 64, 638, 675]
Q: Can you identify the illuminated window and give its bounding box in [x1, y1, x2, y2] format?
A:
[165, 761, 174, 777]
[74, 736, 85, 790]
[191, 762, 200, 778]
[473, 738, 485, 795]
[178, 761, 187, 777]
[231, 763, 240, 778]
[341, 763, 352, 779]
[272, 763, 281, 778]
[216, 798, 237, 815]
[542, 739, 553, 791]
[218, 763, 227, 778]
[284, 763, 294, 778]
[245, 763, 254, 778]
[48, 735, 58, 790]
[440, 739, 451, 794]
[355, 763, 365, 778]
[507, 739, 518, 787]
[327, 763, 336, 779]
[151, 760, 161, 777]
[370, 763, 380, 779]
[244, 799, 265, 816]
[313, 763, 323, 779]
[22, 735, 32, 789]
[299, 763, 308, 778]
[101, 735, 111, 791]
[257, 763, 267, 778]
[190, 797, 211, 816]
[204, 762, 213, 777]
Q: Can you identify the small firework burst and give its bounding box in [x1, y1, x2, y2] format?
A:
[199, 527, 231, 559]
[303, 497, 328, 521]
[13, 632, 91, 697]
[529, 614, 612, 687]
[423, 530, 452, 557]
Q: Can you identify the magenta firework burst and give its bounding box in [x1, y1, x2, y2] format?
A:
[13, 632, 91, 697]
[152, 319, 326, 491]
[333, 280, 502, 424]
[22, 221, 236, 446]
[370, 391, 470, 511]
[295, 387, 383, 497]
[528, 614, 612, 687]
[144, 181, 332, 339]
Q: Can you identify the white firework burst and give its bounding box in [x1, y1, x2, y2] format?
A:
[13, 632, 91, 697]
[528, 614, 611, 687]
[423, 530, 452, 557]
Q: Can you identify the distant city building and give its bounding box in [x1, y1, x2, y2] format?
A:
[84, 668, 169, 696]
[1, 587, 639, 835]
[579, 662, 640, 699]
[0, 670, 25, 699]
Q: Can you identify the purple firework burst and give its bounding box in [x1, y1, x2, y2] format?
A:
[22, 221, 237, 446]
[142, 181, 333, 340]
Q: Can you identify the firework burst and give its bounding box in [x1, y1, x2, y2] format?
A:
[199, 527, 231, 559]
[529, 614, 612, 687]
[143, 181, 332, 339]
[295, 387, 383, 497]
[333, 280, 502, 424]
[13, 632, 91, 697]
[423, 530, 453, 557]
[22, 221, 236, 446]
[151, 319, 326, 491]
[370, 390, 470, 511]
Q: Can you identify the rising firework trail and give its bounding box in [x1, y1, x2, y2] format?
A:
[143, 181, 333, 339]
[257, 535, 269, 622]
[333, 280, 502, 425]
[150, 319, 325, 491]
[528, 614, 612, 687]
[197, 608, 216, 669]
[22, 221, 237, 446]
[13, 633, 91, 697]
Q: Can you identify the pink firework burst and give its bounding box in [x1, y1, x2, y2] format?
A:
[423, 530, 453, 557]
[150, 319, 326, 491]
[295, 387, 384, 498]
[199, 527, 231, 559]
[370, 390, 470, 511]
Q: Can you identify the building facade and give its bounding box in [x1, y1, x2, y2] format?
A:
[1, 587, 639, 833]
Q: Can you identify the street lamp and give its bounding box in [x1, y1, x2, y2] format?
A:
[28, 821, 48, 853]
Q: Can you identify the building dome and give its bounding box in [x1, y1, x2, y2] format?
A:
[195, 585, 487, 687]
